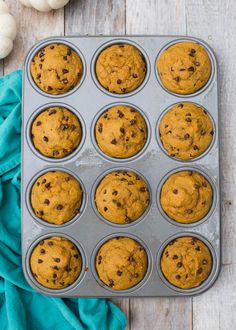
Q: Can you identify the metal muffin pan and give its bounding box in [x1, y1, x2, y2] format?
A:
[22, 35, 220, 297]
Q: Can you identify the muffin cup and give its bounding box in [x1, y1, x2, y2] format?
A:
[26, 167, 87, 228]
[25, 233, 87, 295]
[156, 232, 219, 295]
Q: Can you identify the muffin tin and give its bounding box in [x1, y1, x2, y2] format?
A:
[22, 35, 220, 297]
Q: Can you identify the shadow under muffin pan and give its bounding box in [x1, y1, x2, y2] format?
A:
[22, 35, 220, 297]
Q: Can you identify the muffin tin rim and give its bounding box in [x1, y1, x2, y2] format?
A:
[156, 232, 219, 295]
[91, 166, 152, 228]
[90, 38, 151, 98]
[90, 232, 153, 294]
[26, 38, 87, 98]
[25, 232, 88, 295]
[155, 101, 216, 163]
[25, 166, 87, 228]
[26, 102, 87, 163]
[90, 101, 151, 163]
[156, 165, 218, 228]
[155, 36, 216, 98]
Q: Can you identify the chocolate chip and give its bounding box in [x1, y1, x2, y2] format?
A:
[128, 181, 134, 185]
[128, 256, 135, 262]
[130, 119, 136, 125]
[98, 123, 103, 133]
[104, 207, 108, 212]
[190, 48, 196, 54]
[43, 136, 48, 142]
[195, 246, 201, 251]
[133, 73, 138, 78]
[62, 79, 68, 84]
[197, 268, 203, 274]
[50, 45, 55, 49]
[176, 275, 181, 280]
[44, 199, 50, 205]
[131, 132, 136, 138]
[47, 86, 53, 92]
[63, 56, 68, 60]
[130, 108, 136, 113]
[108, 279, 114, 287]
[195, 61, 200, 66]
[39, 64, 42, 69]
[63, 69, 69, 74]
[140, 187, 146, 192]
[54, 258, 60, 263]
[63, 116, 69, 121]
[54, 266, 59, 270]
[56, 204, 63, 210]
[53, 150, 59, 156]
[134, 273, 139, 278]
[120, 127, 125, 134]
[200, 129, 206, 135]
[185, 117, 192, 122]
[117, 110, 124, 118]
[202, 182, 207, 187]
[112, 190, 118, 196]
[98, 255, 102, 261]
[65, 266, 72, 272]
[48, 241, 53, 246]
[116, 202, 122, 207]
[111, 139, 117, 145]
[178, 104, 184, 108]
[103, 113, 108, 119]
[53, 273, 57, 279]
[187, 209, 193, 214]
[194, 183, 200, 189]
[121, 88, 126, 93]
[40, 249, 45, 254]
[173, 189, 178, 194]
[36, 73, 41, 79]
[117, 270, 122, 276]
[174, 76, 180, 82]
[38, 259, 43, 263]
[179, 68, 186, 71]
[173, 254, 178, 260]
[67, 48, 72, 56]
[184, 133, 190, 139]
[39, 210, 44, 216]
[74, 254, 79, 259]
[188, 66, 195, 71]
[60, 124, 69, 130]
[202, 259, 208, 265]
[39, 240, 44, 246]
[36, 121, 42, 126]
[177, 262, 183, 268]
[210, 131, 214, 135]
[45, 183, 51, 189]
[193, 145, 199, 150]
[48, 109, 57, 115]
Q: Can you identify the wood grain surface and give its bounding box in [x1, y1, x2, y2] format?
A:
[1, 0, 235, 329]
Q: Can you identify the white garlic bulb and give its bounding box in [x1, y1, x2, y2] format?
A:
[19, 0, 70, 12]
[0, 1, 17, 59]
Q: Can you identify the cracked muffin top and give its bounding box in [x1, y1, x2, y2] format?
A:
[160, 170, 213, 224]
[160, 236, 212, 289]
[30, 43, 83, 95]
[157, 41, 211, 94]
[159, 102, 214, 160]
[95, 105, 147, 158]
[31, 106, 82, 159]
[95, 44, 146, 94]
[95, 170, 149, 224]
[30, 236, 82, 289]
[96, 236, 148, 290]
[31, 171, 83, 225]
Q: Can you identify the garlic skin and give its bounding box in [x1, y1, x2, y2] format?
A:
[19, 0, 70, 11]
[0, 1, 17, 59]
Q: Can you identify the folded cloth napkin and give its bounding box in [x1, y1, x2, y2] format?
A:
[0, 70, 127, 330]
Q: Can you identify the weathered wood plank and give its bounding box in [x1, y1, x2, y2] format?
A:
[126, 1, 192, 329]
[186, 0, 236, 329]
[4, 0, 64, 74]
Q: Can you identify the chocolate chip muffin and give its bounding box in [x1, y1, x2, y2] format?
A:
[96, 237, 148, 290]
[159, 103, 214, 160]
[95, 170, 149, 224]
[30, 43, 83, 95]
[157, 41, 211, 94]
[160, 170, 213, 224]
[31, 171, 83, 225]
[95, 105, 147, 158]
[30, 236, 82, 289]
[31, 106, 82, 159]
[95, 44, 146, 94]
[160, 236, 212, 289]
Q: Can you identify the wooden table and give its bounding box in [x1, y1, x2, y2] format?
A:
[1, 1, 235, 329]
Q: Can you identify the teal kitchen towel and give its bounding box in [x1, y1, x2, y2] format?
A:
[0, 70, 127, 330]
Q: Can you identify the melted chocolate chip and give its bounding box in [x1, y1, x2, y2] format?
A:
[38, 259, 43, 263]
[44, 199, 50, 205]
[43, 136, 48, 142]
[36, 121, 42, 126]
[54, 258, 60, 263]
[56, 204, 63, 210]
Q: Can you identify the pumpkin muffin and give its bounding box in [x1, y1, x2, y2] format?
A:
[95, 170, 149, 224]
[31, 171, 83, 225]
[160, 236, 212, 289]
[31, 43, 83, 95]
[31, 106, 82, 159]
[160, 170, 213, 224]
[95, 105, 147, 158]
[96, 237, 148, 290]
[30, 236, 82, 289]
[159, 103, 214, 160]
[95, 44, 146, 94]
[157, 41, 211, 94]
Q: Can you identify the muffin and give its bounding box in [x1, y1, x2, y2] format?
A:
[95, 170, 149, 224]
[96, 237, 148, 290]
[30, 43, 83, 95]
[95, 105, 147, 158]
[160, 236, 212, 289]
[159, 103, 214, 160]
[31, 106, 82, 159]
[157, 41, 211, 94]
[31, 171, 83, 225]
[95, 44, 146, 94]
[160, 170, 213, 223]
[30, 236, 82, 289]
